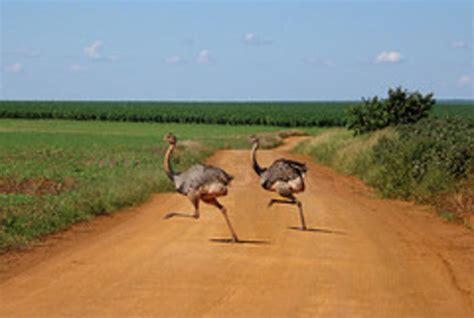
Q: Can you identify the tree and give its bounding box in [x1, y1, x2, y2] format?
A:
[347, 87, 435, 135]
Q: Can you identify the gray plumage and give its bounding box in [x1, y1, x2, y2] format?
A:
[251, 138, 309, 230]
[260, 159, 307, 190]
[162, 132, 239, 242]
[173, 164, 234, 195]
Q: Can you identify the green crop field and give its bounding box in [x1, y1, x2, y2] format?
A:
[0, 119, 315, 250]
[0, 101, 472, 127]
[0, 101, 350, 127]
[432, 101, 474, 119]
[0, 100, 472, 250]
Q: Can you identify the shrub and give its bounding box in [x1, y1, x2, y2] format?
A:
[347, 87, 435, 135]
[369, 118, 474, 200]
[296, 118, 474, 222]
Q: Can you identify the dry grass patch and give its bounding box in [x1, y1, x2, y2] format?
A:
[434, 174, 474, 227]
[277, 129, 309, 139]
[0, 177, 76, 196]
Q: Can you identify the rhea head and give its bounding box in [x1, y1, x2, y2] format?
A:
[164, 133, 177, 145]
[249, 135, 259, 145]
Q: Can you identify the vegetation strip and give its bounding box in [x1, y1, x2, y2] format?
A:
[1, 101, 472, 127]
[295, 89, 474, 227]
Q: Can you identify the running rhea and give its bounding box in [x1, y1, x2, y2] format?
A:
[162, 133, 239, 242]
[251, 137, 308, 230]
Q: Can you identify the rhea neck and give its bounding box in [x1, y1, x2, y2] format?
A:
[251, 141, 265, 176]
[164, 142, 178, 181]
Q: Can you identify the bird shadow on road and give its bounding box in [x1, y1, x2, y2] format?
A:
[209, 238, 270, 245]
[288, 226, 346, 235]
[163, 212, 198, 219]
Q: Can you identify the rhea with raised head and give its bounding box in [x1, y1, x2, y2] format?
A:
[251, 137, 308, 230]
[163, 133, 239, 242]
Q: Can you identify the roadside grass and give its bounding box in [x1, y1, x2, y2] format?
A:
[294, 123, 474, 226]
[294, 128, 395, 175]
[0, 119, 313, 251]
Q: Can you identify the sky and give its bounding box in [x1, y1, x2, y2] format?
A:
[1, 0, 473, 101]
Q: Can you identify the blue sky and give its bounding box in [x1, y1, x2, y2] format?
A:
[1, 0, 473, 100]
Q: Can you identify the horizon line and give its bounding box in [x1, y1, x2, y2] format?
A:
[0, 98, 473, 103]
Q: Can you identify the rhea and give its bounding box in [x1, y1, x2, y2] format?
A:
[251, 137, 308, 230]
[162, 133, 239, 242]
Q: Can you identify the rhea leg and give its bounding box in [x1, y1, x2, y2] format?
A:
[268, 182, 294, 207]
[190, 193, 200, 219]
[295, 198, 307, 231]
[206, 198, 239, 243]
[269, 194, 307, 230]
[163, 192, 200, 219]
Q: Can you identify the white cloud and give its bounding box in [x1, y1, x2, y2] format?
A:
[4, 62, 23, 73]
[374, 51, 403, 64]
[243, 32, 272, 46]
[84, 40, 103, 59]
[165, 55, 184, 65]
[458, 75, 473, 87]
[83, 41, 119, 61]
[244, 33, 257, 44]
[452, 41, 466, 49]
[70, 64, 86, 72]
[197, 49, 212, 64]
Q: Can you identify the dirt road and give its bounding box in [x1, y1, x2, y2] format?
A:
[1, 138, 473, 317]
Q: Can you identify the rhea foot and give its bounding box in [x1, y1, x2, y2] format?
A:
[231, 234, 240, 243]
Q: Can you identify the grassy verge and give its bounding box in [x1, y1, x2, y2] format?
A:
[295, 119, 474, 226]
[294, 128, 395, 175]
[0, 119, 309, 251]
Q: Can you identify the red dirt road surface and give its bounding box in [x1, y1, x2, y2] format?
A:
[1, 138, 473, 317]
